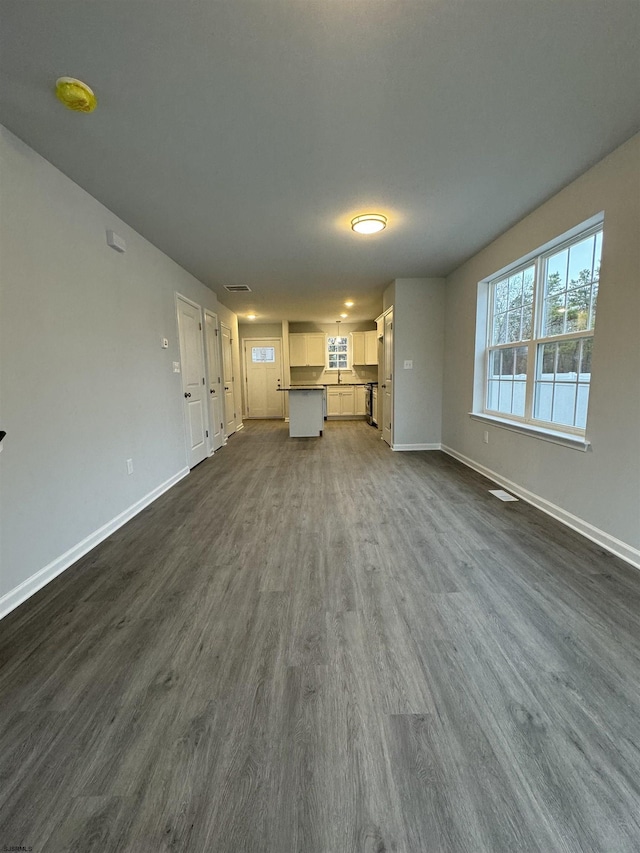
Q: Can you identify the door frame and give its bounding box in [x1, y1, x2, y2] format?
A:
[220, 322, 236, 438]
[242, 337, 284, 419]
[381, 307, 394, 447]
[204, 309, 225, 454]
[175, 293, 210, 468]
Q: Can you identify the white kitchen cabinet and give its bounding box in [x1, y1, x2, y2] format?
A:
[365, 330, 378, 365]
[289, 333, 326, 366]
[355, 385, 367, 416]
[351, 330, 378, 365]
[326, 387, 355, 416]
[352, 332, 365, 365]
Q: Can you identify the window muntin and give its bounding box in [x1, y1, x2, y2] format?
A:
[327, 336, 349, 369]
[485, 224, 602, 434]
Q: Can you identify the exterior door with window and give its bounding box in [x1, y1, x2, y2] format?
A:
[205, 310, 224, 452]
[243, 339, 284, 418]
[176, 295, 208, 468]
[382, 309, 393, 446]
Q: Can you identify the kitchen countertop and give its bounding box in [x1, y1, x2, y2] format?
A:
[278, 383, 377, 391]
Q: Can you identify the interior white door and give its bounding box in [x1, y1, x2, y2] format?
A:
[243, 339, 284, 418]
[177, 295, 208, 468]
[205, 310, 224, 452]
[382, 309, 393, 446]
[221, 323, 236, 437]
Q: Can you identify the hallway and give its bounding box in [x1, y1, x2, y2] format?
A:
[1, 420, 639, 851]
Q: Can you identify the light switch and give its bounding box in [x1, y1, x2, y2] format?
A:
[161, 337, 169, 349]
[173, 361, 181, 373]
[403, 360, 413, 369]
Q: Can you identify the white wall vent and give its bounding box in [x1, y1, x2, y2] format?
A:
[224, 284, 252, 292]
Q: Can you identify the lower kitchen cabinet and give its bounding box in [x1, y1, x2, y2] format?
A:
[326, 387, 355, 416]
[327, 386, 369, 418]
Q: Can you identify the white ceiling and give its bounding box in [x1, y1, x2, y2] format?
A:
[1, 1, 639, 323]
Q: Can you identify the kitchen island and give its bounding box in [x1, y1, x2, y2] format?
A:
[278, 386, 325, 437]
[279, 383, 376, 437]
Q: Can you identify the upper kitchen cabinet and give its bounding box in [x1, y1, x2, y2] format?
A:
[289, 333, 326, 366]
[351, 330, 378, 365]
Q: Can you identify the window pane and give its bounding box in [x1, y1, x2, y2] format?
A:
[543, 231, 601, 337]
[487, 380, 499, 410]
[579, 338, 592, 380]
[494, 278, 509, 314]
[566, 286, 590, 332]
[543, 295, 566, 336]
[508, 271, 523, 303]
[512, 381, 526, 417]
[552, 384, 577, 427]
[546, 249, 568, 293]
[534, 382, 553, 422]
[493, 312, 507, 345]
[521, 304, 533, 340]
[487, 346, 527, 416]
[568, 235, 595, 286]
[575, 384, 590, 429]
[533, 337, 591, 429]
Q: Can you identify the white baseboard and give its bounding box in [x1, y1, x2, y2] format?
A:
[0, 467, 190, 621]
[392, 443, 442, 451]
[441, 445, 640, 571]
[236, 422, 245, 432]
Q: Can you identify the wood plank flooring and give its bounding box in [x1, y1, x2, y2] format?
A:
[1, 419, 640, 852]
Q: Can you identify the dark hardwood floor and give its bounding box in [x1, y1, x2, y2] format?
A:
[1, 419, 639, 852]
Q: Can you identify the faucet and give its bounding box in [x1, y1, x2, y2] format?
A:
[337, 368, 342, 385]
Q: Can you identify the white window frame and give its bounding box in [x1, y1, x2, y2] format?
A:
[325, 334, 351, 372]
[475, 215, 603, 444]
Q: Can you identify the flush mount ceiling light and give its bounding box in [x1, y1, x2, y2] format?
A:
[351, 214, 387, 234]
[340, 313, 348, 319]
[344, 301, 354, 307]
[247, 314, 257, 320]
[55, 77, 97, 112]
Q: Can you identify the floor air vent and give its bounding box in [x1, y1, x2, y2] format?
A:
[224, 284, 252, 292]
[489, 489, 519, 502]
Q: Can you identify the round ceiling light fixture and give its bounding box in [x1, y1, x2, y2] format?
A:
[55, 77, 97, 113]
[351, 213, 387, 234]
[247, 314, 257, 320]
[340, 313, 348, 319]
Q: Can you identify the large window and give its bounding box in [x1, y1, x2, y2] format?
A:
[484, 221, 602, 434]
[327, 335, 349, 370]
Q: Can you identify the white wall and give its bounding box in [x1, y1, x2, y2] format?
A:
[442, 133, 640, 564]
[383, 278, 445, 449]
[0, 125, 236, 615]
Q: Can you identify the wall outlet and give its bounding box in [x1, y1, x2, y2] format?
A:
[126, 458, 134, 474]
[161, 337, 169, 349]
[403, 359, 413, 369]
[483, 430, 489, 444]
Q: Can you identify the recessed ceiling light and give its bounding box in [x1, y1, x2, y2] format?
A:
[344, 301, 354, 307]
[340, 313, 348, 319]
[351, 214, 387, 234]
[247, 314, 257, 320]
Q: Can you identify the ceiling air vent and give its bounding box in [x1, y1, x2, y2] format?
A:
[224, 284, 252, 293]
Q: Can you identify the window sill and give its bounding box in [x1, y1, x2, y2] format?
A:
[469, 412, 591, 451]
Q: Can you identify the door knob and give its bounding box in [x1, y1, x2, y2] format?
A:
[184, 392, 191, 398]
[210, 389, 215, 394]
